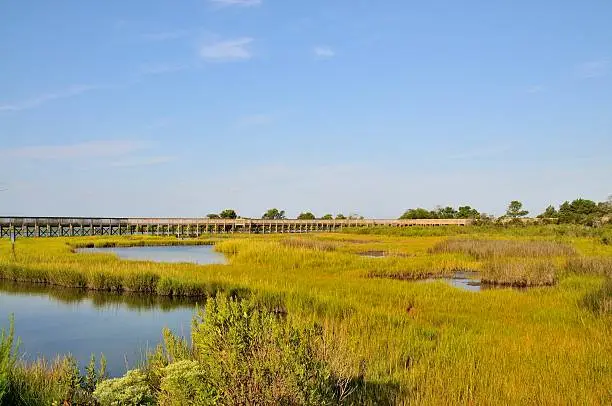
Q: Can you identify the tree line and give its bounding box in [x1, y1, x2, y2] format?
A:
[399, 197, 612, 226]
[205, 197, 611, 226]
[536, 197, 612, 226]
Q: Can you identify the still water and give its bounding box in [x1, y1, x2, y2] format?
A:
[0, 245, 226, 377]
[77, 244, 227, 265]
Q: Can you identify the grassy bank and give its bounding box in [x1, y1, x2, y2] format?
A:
[0, 227, 611, 404]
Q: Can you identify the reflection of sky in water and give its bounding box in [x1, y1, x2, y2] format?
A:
[445, 276, 482, 292]
[0, 284, 198, 377]
[0, 246, 227, 377]
[78, 244, 226, 265]
[0, 285, 195, 376]
[421, 272, 482, 292]
[423, 272, 529, 292]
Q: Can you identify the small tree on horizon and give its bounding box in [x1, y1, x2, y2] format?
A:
[335, 214, 346, 220]
[457, 206, 480, 219]
[262, 208, 286, 220]
[207, 213, 220, 219]
[297, 212, 316, 220]
[320, 214, 333, 220]
[505, 201, 529, 219]
[399, 208, 433, 220]
[537, 205, 558, 219]
[219, 209, 238, 219]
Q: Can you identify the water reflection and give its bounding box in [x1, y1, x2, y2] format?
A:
[0, 280, 197, 311]
[77, 245, 226, 265]
[0, 280, 198, 377]
[423, 272, 529, 292]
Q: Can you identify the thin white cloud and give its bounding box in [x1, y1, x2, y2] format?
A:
[141, 30, 190, 41]
[577, 59, 609, 78]
[200, 38, 254, 61]
[0, 85, 101, 112]
[209, 0, 262, 7]
[313, 46, 335, 58]
[0, 140, 148, 160]
[110, 156, 176, 167]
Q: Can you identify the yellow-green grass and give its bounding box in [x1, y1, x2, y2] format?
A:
[1, 229, 611, 405]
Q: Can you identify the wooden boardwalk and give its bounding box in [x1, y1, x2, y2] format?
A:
[0, 217, 472, 238]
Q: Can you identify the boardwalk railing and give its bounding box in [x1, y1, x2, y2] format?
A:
[0, 217, 472, 238]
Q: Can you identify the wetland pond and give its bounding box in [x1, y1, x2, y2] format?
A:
[76, 244, 227, 265]
[0, 245, 226, 377]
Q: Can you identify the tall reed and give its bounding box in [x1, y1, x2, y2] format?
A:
[430, 238, 576, 259]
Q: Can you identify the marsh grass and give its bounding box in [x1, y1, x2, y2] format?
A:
[430, 238, 576, 259]
[480, 258, 558, 287]
[0, 229, 611, 405]
[345, 224, 612, 238]
[565, 256, 612, 277]
[7, 356, 100, 405]
[580, 278, 612, 315]
[0, 316, 17, 405]
[280, 238, 337, 252]
[367, 254, 474, 280]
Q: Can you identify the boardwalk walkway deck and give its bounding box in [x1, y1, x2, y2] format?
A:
[0, 217, 471, 238]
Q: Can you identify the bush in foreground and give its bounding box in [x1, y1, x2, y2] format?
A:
[93, 295, 367, 405]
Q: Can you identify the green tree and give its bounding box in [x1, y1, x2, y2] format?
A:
[206, 214, 220, 219]
[399, 208, 433, 219]
[537, 205, 559, 219]
[457, 206, 480, 219]
[262, 208, 286, 220]
[219, 209, 238, 219]
[320, 214, 333, 220]
[505, 201, 529, 219]
[558, 199, 598, 225]
[335, 214, 346, 220]
[433, 206, 457, 219]
[297, 212, 316, 220]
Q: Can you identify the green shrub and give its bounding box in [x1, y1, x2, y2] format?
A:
[146, 295, 355, 405]
[158, 360, 217, 405]
[93, 369, 153, 406]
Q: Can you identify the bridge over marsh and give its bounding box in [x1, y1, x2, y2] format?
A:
[0, 217, 472, 238]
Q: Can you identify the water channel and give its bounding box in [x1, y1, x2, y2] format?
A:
[0, 245, 225, 377]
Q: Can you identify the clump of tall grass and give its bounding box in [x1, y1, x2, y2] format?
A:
[431, 238, 576, 259]
[565, 257, 612, 277]
[1, 350, 107, 406]
[0, 316, 17, 405]
[480, 258, 557, 287]
[281, 238, 337, 252]
[580, 279, 612, 315]
[367, 255, 472, 280]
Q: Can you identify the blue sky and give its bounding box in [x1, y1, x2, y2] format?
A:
[0, 0, 610, 218]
